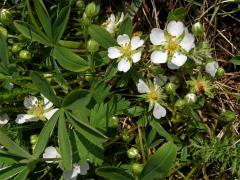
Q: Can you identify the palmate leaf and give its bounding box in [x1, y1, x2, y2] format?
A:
[33, 0, 52, 39]
[0, 149, 22, 165]
[90, 80, 111, 103]
[0, 164, 26, 179]
[0, 34, 9, 67]
[13, 167, 30, 180]
[14, 21, 51, 46]
[96, 166, 134, 180]
[140, 142, 177, 180]
[33, 110, 60, 157]
[52, 46, 89, 72]
[31, 72, 61, 107]
[58, 111, 72, 170]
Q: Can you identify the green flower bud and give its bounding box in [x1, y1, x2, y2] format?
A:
[127, 147, 139, 159]
[165, 82, 177, 95]
[191, 22, 204, 36]
[76, 0, 85, 12]
[122, 129, 130, 141]
[175, 99, 186, 111]
[110, 116, 119, 128]
[87, 39, 99, 53]
[185, 93, 197, 105]
[0, 9, 14, 25]
[30, 135, 38, 150]
[132, 163, 143, 175]
[85, 2, 96, 17]
[11, 44, 22, 53]
[19, 50, 31, 60]
[81, 14, 91, 26]
[216, 67, 225, 77]
[0, 26, 8, 39]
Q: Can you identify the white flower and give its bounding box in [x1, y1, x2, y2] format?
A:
[108, 34, 144, 72]
[150, 21, 195, 69]
[15, 95, 58, 124]
[63, 163, 90, 180]
[0, 113, 9, 125]
[137, 79, 166, 119]
[43, 146, 61, 163]
[102, 13, 124, 34]
[205, 61, 219, 77]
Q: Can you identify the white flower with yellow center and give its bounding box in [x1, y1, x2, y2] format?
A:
[137, 79, 166, 119]
[15, 95, 58, 124]
[150, 21, 195, 69]
[102, 13, 124, 34]
[63, 162, 90, 180]
[108, 34, 144, 72]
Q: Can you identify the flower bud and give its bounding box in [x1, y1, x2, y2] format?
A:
[0, 9, 14, 25]
[175, 99, 186, 111]
[132, 163, 143, 175]
[11, 44, 22, 53]
[165, 82, 177, 95]
[185, 93, 197, 105]
[191, 22, 204, 36]
[127, 147, 139, 159]
[30, 135, 38, 150]
[76, 0, 85, 12]
[87, 39, 99, 53]
[216, 67, 225, 77]
[19, 50, 31, 60]
[110, 116, 119, 128]
[85, 2, 96, 17]
[81, 14, 91, 26]
[0, 26, 8, 39]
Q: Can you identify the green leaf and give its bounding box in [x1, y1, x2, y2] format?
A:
[0, 63, 10, 75]
[231, 55, 240, 65]
[88, 25, 117, 48]
[14, 21, 51, 46]
[140, 142, 177, 180]
[31, 71, 61, 107]
[0, 34, 9, 67]
[14, 167, 30, 180]
[90, 80, 110, 103]
[53, 46, 89, 72]
[33, 110, 60, 157]
[0, 130, 32, 159]
[58, 111, 72, 170]
[0, 150, 22, 165]
[53, 6, 70, 42]
[62, 89, 90, 107]
[33, 0, 52, 39]
[118, 17, 133, 37]
[168, 7, 187, 21]
[96, 167, 134, 180]
[0, 164, 26, 179]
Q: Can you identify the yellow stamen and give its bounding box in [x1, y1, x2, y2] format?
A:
[147, 89, 159, 102]
[195, 81, 207, 93]
[119, 44, 132, 57]
[166, 38, 180, 54]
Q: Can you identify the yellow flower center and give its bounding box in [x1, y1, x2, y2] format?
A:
[119, 44, 132, 57]
[32, 105, 45, 120]
[147, 89, 159, 102]
[195, 81, 207, 93]
[166, 38, 180, 54]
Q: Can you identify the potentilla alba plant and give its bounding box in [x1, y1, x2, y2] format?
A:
[108, 34, 144, 72]
[137, 79, 166, 119]
[102, 13, 124, 34]
[15, 95, 58, 124]
[150, 21, 195, 69]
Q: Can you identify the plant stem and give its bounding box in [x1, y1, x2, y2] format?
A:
[138, 125, 146, 163]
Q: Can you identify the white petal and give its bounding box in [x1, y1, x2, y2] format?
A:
[106, 23, 115, 34]
[205, 61, 219, 77]
[44, 108, 58, 120]
[42, 95, 53, 110]
[167, 21, 184, 37]
[15, 114, 39, 124]
[131, 36, 144, 50]
[117, 34, 130, 46]
[153, 103, 166, 119]
[108, 47, 122, 59]
[63, 171, 76, 180]
[150, 51, 168, 64]
[171, 52, 187, 67]
[137, 79, 150, 93]
[167, 61, 180, 69]
[118, 13, 124, 23]
[150, 28, 165, 45]
[24, 96, 38, 109]
[131, 52, 142, 63]
[0, 114, 9, 125]
[43, 146, 61, 163]
[79, 162, 90, 175]
[109, 14, 115, 23]
[180, 32, 195, 52]
[117, 58, 131, 72]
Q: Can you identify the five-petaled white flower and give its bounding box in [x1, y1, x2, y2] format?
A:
[102, 13, 124, 34]
[63, 163, 90, 180]
[137, 79, 166, 119]
[205, 61, 219, 77]
[15, 95, 58, 124]
[150, 21, 195, 69]
[43, 146, 61, 163]
[108, 34, 144, 72]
